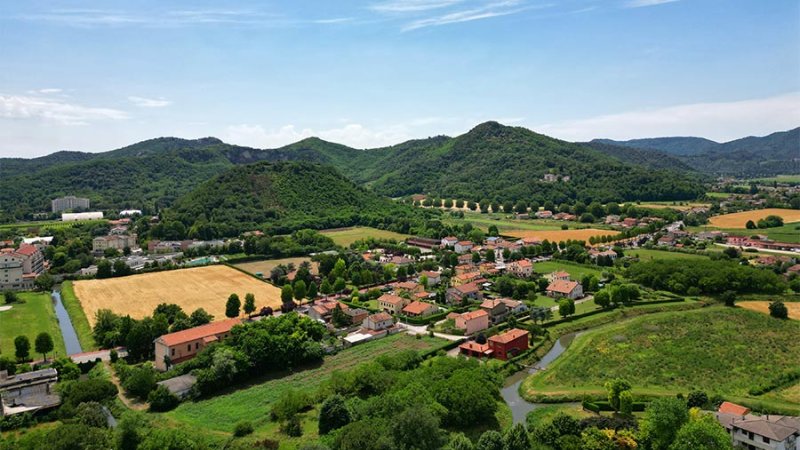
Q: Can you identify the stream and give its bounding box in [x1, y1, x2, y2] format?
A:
[51, 289, 83, 356]
[501, 332, 580, 424]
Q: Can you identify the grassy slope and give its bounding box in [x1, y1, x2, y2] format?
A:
[522, 307, 800, 411]
[534, 261, 603, 280]
[320, 226, 411, 247]
[162, 334, 448, 447]
[626, 248, 710, 261]
[0, 292, 67, 359]
[60, 281, 96, 351]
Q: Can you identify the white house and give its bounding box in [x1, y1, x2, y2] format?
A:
[454, 241, 474, 254]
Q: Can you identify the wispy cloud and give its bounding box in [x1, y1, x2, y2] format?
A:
[370, 0, 465, 13]
[535, 92, 800, 142]
[625, 0, 679, 8]
[0, 94, 128, 125]
[15, 8, 288, 28]
[128, 96, 172, 108]
[312, 17, 354, 24]
[402, 0, 541, 31]
[36, 88, 63, 94]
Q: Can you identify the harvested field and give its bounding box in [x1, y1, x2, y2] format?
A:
[320, 226, 410, 246]
[73, 265, 282, 326]
[233, 257, 318, 278]
[708, 208, 800, 228]
[504, 228, 616, 242]
[738, 301, 800, 320]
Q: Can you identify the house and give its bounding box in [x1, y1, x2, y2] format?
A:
[588, 249, 618, 261]
[0, 368, 60, 416]
[535, 210, 554, 219]
[378, 294, 410, 314]
[401, 301, 438, 317]
[420, 271, 441, 286]
[458, 341, 492, 358]
[446, 282, 483, 305]
[715, 403, 800, 450]
[506, 259, 533, 278]
[546, 271, 571, 283]
[457, 254, 474, 265]
[153, 318, 241, 371]
[454, 241, 474, 254]
[499, 298, 528, 315]
[488, 328, 529, 360]
[518, 237, 542, 247]
[621, 217, 638, 228]
[363, 312, 394, 331]
[92, 234, 139, 252]
[441, 236, 458, 247]
[344, 308, 369, 325]
[454, 264, 476, 275]
[1, 245, 45, 291]
[454, 310, 490, 335]
[452, 271, 481, 287]
[394, 281, 423, 295]
[480, 299, 509, 324]
[307, 300, 349, 322]
[546, 280, 583, 299]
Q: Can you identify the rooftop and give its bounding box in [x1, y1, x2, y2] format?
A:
[488, 328, 529, 344]
[402, 301, 435, 315]
[156, 318, 241, 347]
[547, 280, 579, 294]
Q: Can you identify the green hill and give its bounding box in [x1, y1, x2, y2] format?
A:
[165, 161, 425, 236]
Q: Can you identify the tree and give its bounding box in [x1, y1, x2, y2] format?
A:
[551, 412, 581, 437]
[14, 335, 30, 362]
[293, 281, 307, 301]
[243, 293, 256, 317]
[669, 411, 733, 450]
[225, 293, 241, 318]
[475, 430, 504, 450]
[333, 277, 346, 292]
[189, 308, 213, 326]
[115, 411, 147, 450]
[503, 423, 530, 450]
[34, 273, 55, 291]
[619, 390, 633, 415]
[318, 394, 351, 435]
[769, 300, 788, 319]
[331, 304, 350, 328]
[3, 290, 19, 304]
[123, 366, 157, 400]
[640, 397, 689, 450]
[320, 279, 332, 296]
[35, 332, 54, 361]
[558, 298, 575, 318]
[281, 285, 294, 304]
[594, 290, 611, 309]
[445, 433, 474, 450]
[75, 401, 109, 428]
[307, 281, 318, 299]
[391, 406, 445, 450]
[686, 390, 708, 409]
[148, 385, 179, 412]
[605, 378, 632, 411]
[720, 290, 736, 307]
[745, 220, 756, 229]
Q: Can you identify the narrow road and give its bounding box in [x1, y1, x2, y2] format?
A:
[105, 361, 148, 411]
[397, 322, 464, 341]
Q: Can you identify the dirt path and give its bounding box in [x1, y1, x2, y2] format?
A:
[105, 361, 148, 411]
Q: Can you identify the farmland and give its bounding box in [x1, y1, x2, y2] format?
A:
[504, 228, 617, 242]
[631, 201, 710, 211]
[708, 208, 800, 228]
[445, 212, 587, 233]
[73, 265, 283, 326]
[233, 257, 318, 278]
[521, 307, 800, 411]
[737, 301, 800, 320]
[534, 260, 604, 280]
[626, 248, 710, 261]
[163, 333, 448, 446]
[0, 292, 67, 360]
[320, 226, 410, 246]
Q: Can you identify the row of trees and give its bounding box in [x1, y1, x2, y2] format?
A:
[12, 332, 54, 362]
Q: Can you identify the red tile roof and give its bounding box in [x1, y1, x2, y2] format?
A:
[367, 312, 393, 322]
[455, 283, 480, 294]
[402, 301, 435, 315]
[459, 309, 489, 321]
[718, 401, 750, 416]
[14, 244, 38, 256]
[547, 280, 580, 294]
[459, 341, 491, 353]
[488, 328, 529, 344]
[378, 294, 406, 305]
[157, 318, 241, 347]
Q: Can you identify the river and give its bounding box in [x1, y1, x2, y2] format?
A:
[51, 289, 83, 356]
[501, 332, 580, 424]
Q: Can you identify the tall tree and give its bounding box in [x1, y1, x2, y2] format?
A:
[243, 293, 256, 317]
[35, 332, 54, 361]
[14, 335, 30, 362]
[640, 397, 689, 450]
[225, 293, 241, 318]
[318, 394, 351, 435]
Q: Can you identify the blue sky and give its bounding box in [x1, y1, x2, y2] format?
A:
[1, 0, 798, 157]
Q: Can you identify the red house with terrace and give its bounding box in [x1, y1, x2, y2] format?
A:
[458, 328, 529, 361]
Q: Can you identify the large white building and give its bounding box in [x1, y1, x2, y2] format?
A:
[51, 196, 90, 213]
[92, 234, 139, 252]
[0, 244, 44, 291]
[62, 212, 104, 222]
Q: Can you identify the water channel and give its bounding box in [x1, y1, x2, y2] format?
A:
[501, 332, 581, 424]
[51, 288, 83, 356]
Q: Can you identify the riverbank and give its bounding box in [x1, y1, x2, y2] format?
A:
[59, 281, 96, 351]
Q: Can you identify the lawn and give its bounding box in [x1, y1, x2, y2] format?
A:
[0, 292, 67, 360]
[59, 281, 96, 350]
[73, 265, 283, 326]
[632, 201, 710, 211]
[534, 261, 603, 281]
[320, 226, 410, 246]
[522, 307, 800, 409]
[163, 333, 448, 442]
[233, 257, 318, 278]
[626, 248, 710, 261]
[708, 208, 800, 228]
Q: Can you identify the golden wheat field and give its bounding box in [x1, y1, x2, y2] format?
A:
[504, 228, 617, 242]
[737, 301, 800, 320]
[708, 208, 800, 228]
[73, 265, 282, 326]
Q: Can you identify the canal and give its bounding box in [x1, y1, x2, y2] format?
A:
[501, 332, 581, 424]
[52, 289, 83, 355]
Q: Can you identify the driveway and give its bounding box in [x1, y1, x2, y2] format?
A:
[397, 322, 464, 341]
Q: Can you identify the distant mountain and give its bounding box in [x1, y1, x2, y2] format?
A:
[580, 141, 696, 172]
[592, 128, 800, 176]
[166, 161, 423, 236]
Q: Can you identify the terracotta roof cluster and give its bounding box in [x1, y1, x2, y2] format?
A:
[488, 328, 529, 344]
[459, 309, 489, 321]
[454, 283, 480, 294]
[402, 301, 436, 315]
[367, 312, 393, 322]
[378, 294, 406, 305]
[547, 280, 580, 294]
[157, 318, 241, 347]
[718, 401, 750, 416]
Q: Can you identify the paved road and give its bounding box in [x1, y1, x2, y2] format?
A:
[397, 322, 464, 342]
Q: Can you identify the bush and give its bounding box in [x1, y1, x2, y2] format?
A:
[233, 420, 254, 437]
[75, 401, 108, 428]
[59, 378, 118, 408]
[280, 416, 302, 437]
[122, 366, 157, 400]
[148, 385, 179, 412]
[109, 349, 119, 363]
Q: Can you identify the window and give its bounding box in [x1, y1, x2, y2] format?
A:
[171, 348, 175, 356]
[187, 344, 191, 351]
[195, 343, 199, 350]
[762, 436, 769, 444]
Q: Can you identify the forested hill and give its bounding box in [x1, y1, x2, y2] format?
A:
[593, 127, 800, 177]
[573, 141, 695, 172]
[164, 161, 426, 236]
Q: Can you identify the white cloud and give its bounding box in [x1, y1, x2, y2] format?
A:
[534, 92, 800, 142]
[37, 88, 63, 94]
[0, 94, 128, 125]
[370, 0, 465, 13]
[127, 96, 172, 108]
[625, 0, 679, 8]
[402, 1, 545, 31]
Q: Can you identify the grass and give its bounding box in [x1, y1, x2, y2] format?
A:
[523, 404, 593, 429]
[522, 307, 800, 411]
[748, 175, 800, 184]
[162, 333, 447, 446]
[320, 226, 411, 247]
[626, 248, 710, 261]
[60, 281, 96, 351]
[535, 261, 603, 281]
[689, 223, 800, 243]
[0, 292, 67, 359]
[0, 219, 107, 231]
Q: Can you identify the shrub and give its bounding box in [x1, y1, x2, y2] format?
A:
[280, 416, 302, 437]
[233, 420, 254, 437]
[769, 300, 789, 319]
[109, 349, 119, 363]
[122, 366, 157, 400]
[75, 401, 108, 428]
[148, 385, 179, 412]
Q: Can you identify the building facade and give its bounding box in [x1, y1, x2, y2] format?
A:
[153, 318, 241, 371]
[0, 245, 44, 291]
[51, 196, 90, 213]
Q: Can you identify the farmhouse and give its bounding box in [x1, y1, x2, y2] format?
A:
[446, 282, 483, 305]
[307, 300, 349, 322]
[715, 402, 800, 450]
[546, 280, 583, 299]
[441, 236, 458, 247]
[506, 259, 533, 278]
[154, 318, 242, 371]
[363, 312, 394, 331]
[401, 301, 438, 317]
[378, 294, 409, 314]
[454, 309, 489, 335]
[454, 241, 474, 254]
[488, 328, 529, 360]
[535, 210, 553, 219]
[546, 271, 571, 283]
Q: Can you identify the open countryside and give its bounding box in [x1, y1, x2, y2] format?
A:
[233, 257, 318, 278]
[320, 226, 410, 247]
[73, 265, 283, 326]
[504, 228, 617, 242]
[738, 301, 800, 320]
[708, 208, 800, 228]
